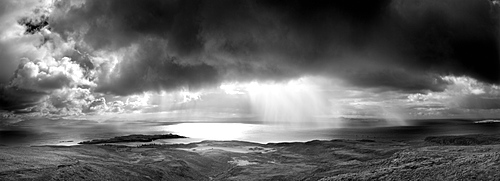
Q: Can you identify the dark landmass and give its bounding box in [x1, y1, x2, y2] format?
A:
[78, 134, 187, 144]
[1, 134, 499, 180]
[424, 134, 500, 145]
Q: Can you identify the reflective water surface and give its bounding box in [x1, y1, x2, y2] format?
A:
[1, 117, 499, 146]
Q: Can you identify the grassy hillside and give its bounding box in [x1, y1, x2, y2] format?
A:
[1, 134, 499, 180]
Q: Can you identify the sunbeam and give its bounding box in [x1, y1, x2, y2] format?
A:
[221, 77, 339, 128]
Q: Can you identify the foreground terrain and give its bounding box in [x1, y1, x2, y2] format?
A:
[1, 134, 500, 180]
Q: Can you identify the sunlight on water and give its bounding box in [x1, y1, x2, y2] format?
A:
[163, 123, 258, 140]
[161, 122, 334, 143]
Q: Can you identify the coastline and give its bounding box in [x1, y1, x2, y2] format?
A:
[1, 133, 500, 180]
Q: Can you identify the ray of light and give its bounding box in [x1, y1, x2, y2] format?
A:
[220, 76, 340, 128]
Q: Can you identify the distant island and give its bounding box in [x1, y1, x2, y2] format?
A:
[78, 133, 187, 144]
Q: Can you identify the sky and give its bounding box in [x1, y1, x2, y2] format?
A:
[0, 0, 500, 122]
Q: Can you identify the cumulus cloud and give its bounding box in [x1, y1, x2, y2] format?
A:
[0, 0, 97, 114]
[407, 76, 500, 113]
[85, 93, 170, 114]
[10, 57, 94, 91]
[0, 0, 499, 116]
[0, 56, 95, 114]
[27, 87, 94, 115]
[0, 0, 53, 83]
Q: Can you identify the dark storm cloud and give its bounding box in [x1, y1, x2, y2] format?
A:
[457, 95, 500, 109]
[344, 70, 449, 92]
[48, 0, 500, 95]
[95, 39, 219, 95]
[17, 14, 49, 35]
[394, 0, 500, 83]
[0, 45, 15, 84]
[51, 0, 203, 55]
[0, 86, 47, 110]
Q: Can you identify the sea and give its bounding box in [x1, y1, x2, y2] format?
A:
[1, 116, 499, 146]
